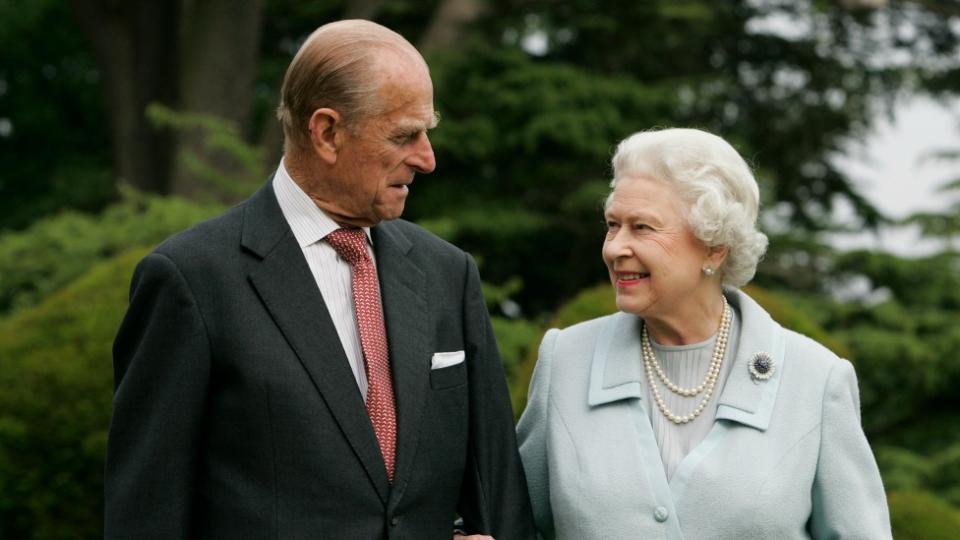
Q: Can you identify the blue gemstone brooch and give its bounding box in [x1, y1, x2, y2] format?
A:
[748, 351, 775, 381]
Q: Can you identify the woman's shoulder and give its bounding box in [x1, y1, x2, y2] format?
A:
[539, 312, 624, 368]
[549, 311, 626, 349]
[730, 287, 854, 386]
[779, 327, 859, 400]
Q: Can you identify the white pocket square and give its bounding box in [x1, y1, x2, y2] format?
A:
[431, 351, 465, 370]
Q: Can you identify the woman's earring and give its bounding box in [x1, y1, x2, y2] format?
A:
[702, 265, 715, 277]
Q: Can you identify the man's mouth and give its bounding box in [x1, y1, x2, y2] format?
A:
[389, 179, 413, 192]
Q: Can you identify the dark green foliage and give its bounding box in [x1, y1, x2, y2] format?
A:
[0, 248, 148, 539]
[474, 0, 944, 230]
[2, 0, 959, 534]
[888, 490, 960, 539]
[507, 282, 617, 416]
[0, 0, 112, 230]
[0, 190, 221, 316]
[403, 0, 957, 313]
[800, 251, 960, 434]
[146, 104, 269, 202]
[410, 45, 674, 312]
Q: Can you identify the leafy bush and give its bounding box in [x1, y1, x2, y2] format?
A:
[888, 490, 960, 540]
[0, 190, 221, 316]
[0, 247, 148, 539]
[492, 316, 544, 417]
[877, 443, 960, 507]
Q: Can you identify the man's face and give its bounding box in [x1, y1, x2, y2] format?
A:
[325, 57, 437, 227]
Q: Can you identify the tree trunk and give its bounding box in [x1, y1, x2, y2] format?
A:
[417, 0, 484, 53]
[68, 0, 180, 194]
[172, 0, 265, 198]
[342, 0, 385, 21]
[68, 0, 265, 198]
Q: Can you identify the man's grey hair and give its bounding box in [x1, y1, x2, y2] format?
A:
[606, 128, 769, 287]
[276, 19, 426, 150]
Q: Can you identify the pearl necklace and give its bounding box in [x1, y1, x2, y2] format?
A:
[641, 296, 731, 425]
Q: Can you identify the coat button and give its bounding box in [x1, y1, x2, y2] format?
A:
[390, 516, 399, 526]
[654, 506, 669, 522]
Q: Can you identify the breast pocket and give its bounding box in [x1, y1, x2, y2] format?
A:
[429, 361, 467, 390]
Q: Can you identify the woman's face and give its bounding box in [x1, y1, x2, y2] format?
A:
[602, 175, 712, 319]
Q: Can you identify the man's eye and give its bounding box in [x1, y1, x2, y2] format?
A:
[393, 132, 420, 145]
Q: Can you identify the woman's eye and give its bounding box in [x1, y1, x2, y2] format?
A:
[634, 223, 651, 230]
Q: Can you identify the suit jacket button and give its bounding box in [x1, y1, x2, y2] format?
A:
[654, 506, 669, 522]
[390, 516, 399, 526]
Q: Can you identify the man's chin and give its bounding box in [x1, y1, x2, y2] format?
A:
[374, 203, 406, 223]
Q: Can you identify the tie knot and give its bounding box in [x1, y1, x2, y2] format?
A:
[327, 228, 369, 266]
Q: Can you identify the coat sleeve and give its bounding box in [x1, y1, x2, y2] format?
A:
[456, 253, 537, 539]
[808, 359, 892, 539]
[104, 252, 211, 539]
[516, 329, 559, 540]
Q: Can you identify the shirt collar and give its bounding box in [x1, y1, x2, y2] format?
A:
[272, 160, 372, 249]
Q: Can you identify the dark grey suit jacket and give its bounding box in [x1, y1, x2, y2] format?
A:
[105, 182, 535, 539]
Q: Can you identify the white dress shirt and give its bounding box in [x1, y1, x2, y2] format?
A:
[272, 161, 375, 400]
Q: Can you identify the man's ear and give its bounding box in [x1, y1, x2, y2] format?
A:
[308, 108, 344, 164]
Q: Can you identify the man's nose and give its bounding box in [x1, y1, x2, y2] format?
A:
[408, 134, 436, 174]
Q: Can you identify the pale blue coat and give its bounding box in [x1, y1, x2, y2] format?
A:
[517, 288, 891, 539]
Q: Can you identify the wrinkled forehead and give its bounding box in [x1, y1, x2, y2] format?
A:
[605, 175, 687, 216]
[372, 53, 438, 124]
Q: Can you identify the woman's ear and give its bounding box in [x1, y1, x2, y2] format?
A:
[706, 244, 730, 270]
[307, 108, 343, 164]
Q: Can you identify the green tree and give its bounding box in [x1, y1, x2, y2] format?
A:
[0, 0, 112, 230]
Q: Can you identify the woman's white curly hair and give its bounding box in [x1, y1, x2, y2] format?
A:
[607, 128, 768, 287]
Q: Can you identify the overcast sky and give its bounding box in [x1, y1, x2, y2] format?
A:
[829, 96, 960, 256]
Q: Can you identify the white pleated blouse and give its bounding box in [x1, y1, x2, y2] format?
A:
[642, 308, 742, 479]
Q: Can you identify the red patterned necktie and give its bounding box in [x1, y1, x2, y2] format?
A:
[326, 227, 397, 482]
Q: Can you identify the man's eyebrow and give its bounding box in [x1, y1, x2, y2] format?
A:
[395, 111, 440, 134]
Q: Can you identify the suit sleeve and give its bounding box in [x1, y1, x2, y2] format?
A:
[516, 329, 559, 540]
[104, 252, 211, 539]
[457, 253, 537, 539]
[808, 359, 892, 540]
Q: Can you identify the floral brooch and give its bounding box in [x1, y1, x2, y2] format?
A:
[748, 351, 775, 381]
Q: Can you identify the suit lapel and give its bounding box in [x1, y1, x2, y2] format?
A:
[241, 183, 390, 503]
[371, 222, 429, 502]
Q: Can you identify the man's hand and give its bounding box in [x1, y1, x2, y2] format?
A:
[454, 534, 495, 540]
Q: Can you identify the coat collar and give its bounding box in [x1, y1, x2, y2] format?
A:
[587, 288, 786, 431]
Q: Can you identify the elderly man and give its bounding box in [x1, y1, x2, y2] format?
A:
[105, 20, 534, 539]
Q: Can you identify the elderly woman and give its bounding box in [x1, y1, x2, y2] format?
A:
[517, 128, 891, 539]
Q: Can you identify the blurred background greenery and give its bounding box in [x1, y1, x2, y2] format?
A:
[1, 0, 959, 537]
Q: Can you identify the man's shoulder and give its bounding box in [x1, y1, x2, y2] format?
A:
[379, 218, 466, 259]
[152, 202, 245, 262]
